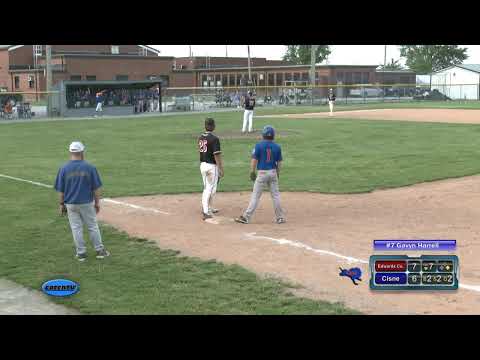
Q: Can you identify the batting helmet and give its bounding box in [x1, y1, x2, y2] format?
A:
[262, 125, 275, 140]
[205, 117, 215, 131]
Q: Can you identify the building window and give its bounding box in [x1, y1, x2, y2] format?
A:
[222, 74, 228, 86]
[28, 75, 35, 88]
[14, 76, 20, 89]
[285, 73, 292, 82]
[251, 73, 258, 86]
[34, 45, 42, 56]
[139, 47, 148, 56]
[293, 72, 300, 81]
[86, 75, 96, 81]
[276, 73, 283, 86]
[362, 72, 370, 84]
[268, 73, 275, 86]
[111, 45, 120, 54]
[345, 72, 353, 84]
[336, 72, 344, 83]
[354, 72, 362, 84]
[301, 72, 309, 82]
[115, 75, 128, 81]
[70, 75, 82, 81]
[229, 74, 236, 86]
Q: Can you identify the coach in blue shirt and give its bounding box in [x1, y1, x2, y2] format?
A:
[54, 141, 110, 261]
[235, 125, 286, 224]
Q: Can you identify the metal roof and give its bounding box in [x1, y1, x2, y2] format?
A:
[457, 64, 480, 73]
[435, 64, 480, 74]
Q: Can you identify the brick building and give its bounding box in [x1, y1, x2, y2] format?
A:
[0, 45, 417, 101]
[0, 45, 173, 101]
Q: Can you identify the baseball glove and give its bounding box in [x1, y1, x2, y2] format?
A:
[60, 204, 67, 216]
[250, 171, 257, 182]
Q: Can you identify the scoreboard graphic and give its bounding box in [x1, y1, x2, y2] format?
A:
[369, 255, 459, 291]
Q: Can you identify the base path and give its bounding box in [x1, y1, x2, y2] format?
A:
[261, 108, 480, 125]
[0, 279, 79, 315]
[99, 175, 480, 315]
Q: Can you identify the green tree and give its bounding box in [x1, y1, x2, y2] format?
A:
[399, 45, 468, 88]
[378, 58, 404, 70]
[282, 45, 331, 65]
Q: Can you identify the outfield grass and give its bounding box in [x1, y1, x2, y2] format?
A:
[255, 100, 480, 115]
[2, 107, 480, 314]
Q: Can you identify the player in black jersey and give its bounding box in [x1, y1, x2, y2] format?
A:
[328, 88, 336, 116]
[198, 117, 224, 220]
[241, 90, 256, 133]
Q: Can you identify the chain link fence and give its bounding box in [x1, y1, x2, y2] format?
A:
[161, 83, 480, 113]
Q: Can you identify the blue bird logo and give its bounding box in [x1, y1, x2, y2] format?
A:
[339, 267, 363, 285]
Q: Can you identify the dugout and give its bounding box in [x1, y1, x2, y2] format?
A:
[56, 80, 162, 117]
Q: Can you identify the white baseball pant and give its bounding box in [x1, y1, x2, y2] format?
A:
[242, 110, 254, 133]
[95, 102, 103, 112]
[329, 100, 334, 115]
[200, 162, 219, 215]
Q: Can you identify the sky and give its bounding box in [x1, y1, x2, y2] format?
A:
[150, 45, 480, 66]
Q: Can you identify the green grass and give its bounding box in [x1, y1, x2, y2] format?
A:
[2, 105, 480, 314]
[0, 180, 353, 314]
[254, 100, 480, 115]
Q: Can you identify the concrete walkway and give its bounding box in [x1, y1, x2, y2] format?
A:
[0, 279, 79, 315]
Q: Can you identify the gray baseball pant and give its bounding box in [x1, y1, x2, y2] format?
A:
[243, 169, 285, 221]
[66, 202, 104, 255]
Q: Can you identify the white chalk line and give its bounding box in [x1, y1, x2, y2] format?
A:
[102, 198, 170, 215]
[0, 173, 170, 215]
[245, 232, 480, 294]
[2, 172, 480, 293]
[0, 174, 53, 189]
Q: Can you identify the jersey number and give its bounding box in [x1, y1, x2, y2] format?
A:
[266, 148, 272, 162]
[199, 140, 208, 153]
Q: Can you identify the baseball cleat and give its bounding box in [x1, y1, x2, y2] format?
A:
[203, 212, 213, 220]
[276, 218, 286, 224]
[234, 216, 249, 224]
[210, 208, 220, 214]
[76, 253, 87, 262]
[96, 249, 110, 259]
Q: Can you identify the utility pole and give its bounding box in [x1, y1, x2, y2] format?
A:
[383, 45, 387, 102]
[247, 45, 252, 87]
[310, 45, 318, 105]
[46, 45, 53, 117]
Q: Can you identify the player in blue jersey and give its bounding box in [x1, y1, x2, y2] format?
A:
[235, 125, 285, 224]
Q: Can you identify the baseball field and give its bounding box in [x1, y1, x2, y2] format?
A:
[2, 101, 480, 314]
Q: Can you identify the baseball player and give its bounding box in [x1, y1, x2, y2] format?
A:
[328, 88, 336, 116]
[198, 117, 224, 220]
[95, 90, 106, 117]
[54, 141, 110, 261]
[235, 125, 285, 224]
[241, 90, 256, 133]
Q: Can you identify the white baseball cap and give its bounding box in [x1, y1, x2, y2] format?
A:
[69, 141, 85, 153]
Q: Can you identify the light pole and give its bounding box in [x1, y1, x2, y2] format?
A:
[46, 45, 52, 117]
[310, 45, 318, 105]
[383, 45, 387, 102]
[247, 45, 252, 88]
